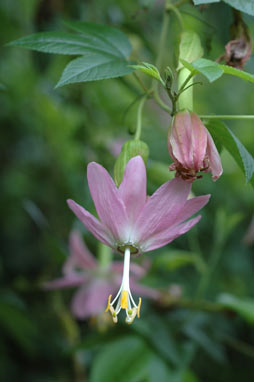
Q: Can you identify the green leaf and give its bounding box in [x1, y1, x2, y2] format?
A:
[181, 58, 254, 83]
[130, 62, 165, 85]
[193, 0, 220, 4]
[56, 54, 134, 88]
[64, 21, 132, 58]
[217, 293, 254, 324]
[178, 31, 203, 70]
[90, 336, 170, 382]
[9, 22, 131, 58]
[8, 21, 134, 85]
[191, 58, 224, 82]
[223, 0, 254, 16]
[205, 120, 254, 183]
[154, 250, 206, 273]
[219, 64, 254, 83]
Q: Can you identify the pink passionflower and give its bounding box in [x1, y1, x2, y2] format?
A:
[168, 111, 223, 182]
[67, 156, 210, 323]
[44, 230, 159, 323]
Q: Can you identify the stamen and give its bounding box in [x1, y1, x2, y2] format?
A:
[105, 247, 141, 324]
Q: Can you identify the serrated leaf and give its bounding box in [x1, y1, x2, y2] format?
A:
[9, 21, 134, 85]
[64, 20, 131, 58]
[56, 54, 134, 87]
[178, 31, 203, 70]
[130, 62, 165, 85]
[219, 64, 254, 83]
[223, 0, 254, 16]
[217, 293, 254, 324]
[206, 120, 254, 183]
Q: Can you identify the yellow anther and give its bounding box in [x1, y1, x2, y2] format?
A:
[120, 290, 128, 309]
[105, 294, 112, 312]
[137, 297, 142, 318]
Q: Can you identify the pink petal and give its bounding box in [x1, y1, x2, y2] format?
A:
[206, 130, 223, 181]
[87, 162, 128, 242]
[111, 260, 147, 279]
[190, 113, 208, 170]
[67, 199, 114, 247]
[71, 280, 117, 319]
[135, 178, 191, 244]
[142, 215, 202, 252]
[119, 156, 147, 223]
[171, 195, 210, 227]
[43, 275, 86, 290]
[66, 230, 97, 272]
[169, 112, 207, 170]
[130, 280, 160, 300]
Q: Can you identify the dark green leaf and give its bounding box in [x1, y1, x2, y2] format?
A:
[217, 293, 254, 324]
[90, 336, 150, 382]
[223, 0, 254, 16]
[191, 58, 224, 82]
[64, 21, 131, 58]
[56, 54, 134, 87]
[205, 120, 254, 183]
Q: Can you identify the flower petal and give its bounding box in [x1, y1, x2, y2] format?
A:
[67, 199, 114, 247]
[65, 230, 97, 273]
[171, 194, 210, 227]
[169, 112, 207, 170]
[206, 130, 223, 181]
[119, 156, 147, 223]
[135, 178, 191, 244]
[130, 280, 160, 300]
[43, 275, 86, 290]
[71, 280, 117, 319]
[190, 113, 208, 170]
[87, 162, 128, 242]
[142, 215, 201, 252]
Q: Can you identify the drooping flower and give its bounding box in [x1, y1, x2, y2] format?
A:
[44, 230, 158, 324]
[67, 156, 210, 323]
[168, 111, 223, 182]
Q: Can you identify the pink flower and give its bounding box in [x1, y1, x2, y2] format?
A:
[168, 111, 223, 182]
[44, 230, 158, 322]
[67, 156, 210, 322]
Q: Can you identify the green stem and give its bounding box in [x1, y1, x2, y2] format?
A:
[135, 96, 147, 140]
[153, 90, 172, 113]
[98, 242, 112, 270]
[200, 115, 254, 120]
[152, 0, 171, 92]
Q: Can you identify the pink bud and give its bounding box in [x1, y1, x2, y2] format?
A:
[168, 111, 223, 182]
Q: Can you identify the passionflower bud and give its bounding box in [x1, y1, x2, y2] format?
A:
[168, 111, 223, 182]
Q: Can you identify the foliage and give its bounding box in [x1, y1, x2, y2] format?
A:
[1, 0, 254, 381]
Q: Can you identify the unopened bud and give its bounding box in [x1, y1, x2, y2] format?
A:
[114, 140, 149, 186]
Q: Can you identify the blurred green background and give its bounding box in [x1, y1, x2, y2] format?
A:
[1, 0, 254, 381]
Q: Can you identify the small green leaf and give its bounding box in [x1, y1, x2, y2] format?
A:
[55, 54, 134, 88]
[223, 0, 254, 16]
[219, 64, 254, 83]
[178, 31, 203, 70]
[192, 58, 224, 82]
[130, 62, 165, 85]
[206, 120, 254, 183]
[217, 293, 254, 324]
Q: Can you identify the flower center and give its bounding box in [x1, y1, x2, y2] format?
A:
[105, 247, 141, 324]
